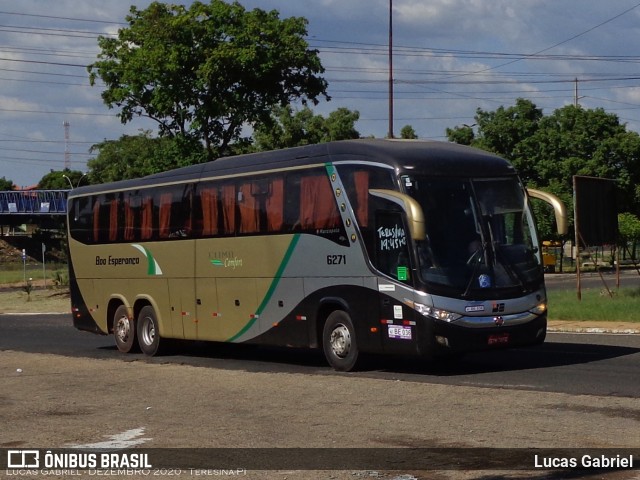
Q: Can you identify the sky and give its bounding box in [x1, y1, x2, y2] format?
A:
[2, 0, 640, 187]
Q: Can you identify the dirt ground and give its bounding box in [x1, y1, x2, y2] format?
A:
[1, 350, 639, 480]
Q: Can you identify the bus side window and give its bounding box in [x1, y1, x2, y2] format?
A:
[108, 195, 119, 242]
[158, 192, 173, 239]
[92, 196, 101, 243]
[284, 173, 302, 231]
[285, 169, 347, 245]
[265, 176, 284, 232]
[220, 182, 236, 234]
[196, 182, 220, 237]
[155, 184, 193, 239]
[90, 193, 119, 244]
[337, 165, 396, 229]
[140, 195, 154, 240]
[299, 173, 340, 230]
[70, 196, 93, 244]
[238, 181, 259, 234]
[123, 194, 137, 242]
[179, 184, 193, 236]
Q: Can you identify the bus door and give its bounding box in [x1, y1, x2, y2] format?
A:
[374, 210, 419, 353]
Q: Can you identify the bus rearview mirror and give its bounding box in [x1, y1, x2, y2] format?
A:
[369, 189, 426, 241]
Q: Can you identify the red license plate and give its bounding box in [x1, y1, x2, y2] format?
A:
[488, 333, 510, 345]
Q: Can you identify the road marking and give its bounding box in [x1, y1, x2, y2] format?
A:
[68, 427, 151, 449]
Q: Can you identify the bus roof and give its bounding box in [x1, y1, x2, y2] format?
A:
[70, 139, 516, 196]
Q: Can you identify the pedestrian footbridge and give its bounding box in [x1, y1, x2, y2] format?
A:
[0, 190, 69, 215]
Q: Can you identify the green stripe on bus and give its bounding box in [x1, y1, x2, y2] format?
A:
[324, 162, 335, 176]
[226, 234, 301, 342]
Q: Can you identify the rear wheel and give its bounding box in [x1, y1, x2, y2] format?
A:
[322, 310, 360, 372]
[113, 305, 138, 353]
[137, 305, 165, 356]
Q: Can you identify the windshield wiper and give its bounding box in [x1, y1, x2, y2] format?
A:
[462, 242, 487, 298]
[493, 244, 528, 292]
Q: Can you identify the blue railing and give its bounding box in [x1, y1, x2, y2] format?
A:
[0, 190, 69, 215]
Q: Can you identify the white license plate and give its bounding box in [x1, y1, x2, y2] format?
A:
[388, 325, 412, 340]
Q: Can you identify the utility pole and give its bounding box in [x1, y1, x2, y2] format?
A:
[388, 0, 394, 138]
[63, 121, 70, 170]
[574, 78, 581, 107]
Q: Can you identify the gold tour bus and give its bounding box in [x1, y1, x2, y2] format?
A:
[67, 139, 567, 371]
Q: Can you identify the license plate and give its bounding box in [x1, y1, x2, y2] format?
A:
[388, 325, 412, 340]
[488, 333, 510, 345]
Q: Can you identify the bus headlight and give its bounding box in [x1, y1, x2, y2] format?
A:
[529, 302, 547, 315]
[414, 302, 462, 322]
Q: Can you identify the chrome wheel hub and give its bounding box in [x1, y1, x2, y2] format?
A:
[115, 316, 130, 342]
[329, 324, 351, 358]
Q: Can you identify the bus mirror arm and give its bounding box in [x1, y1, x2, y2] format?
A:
[526, 188, 568, 236]
[369, 189, 426, 241]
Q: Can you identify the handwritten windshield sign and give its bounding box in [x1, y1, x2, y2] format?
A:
[377, 224, 407, 251]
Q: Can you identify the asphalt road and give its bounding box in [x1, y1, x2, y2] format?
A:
[1, 313, 639, 398]
[545, 268, 640, 291]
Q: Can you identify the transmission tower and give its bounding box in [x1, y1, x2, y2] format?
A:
[63, 121, 70, 170]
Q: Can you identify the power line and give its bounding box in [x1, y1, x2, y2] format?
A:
[444, 1, 640, 77]
[0, 10, 126, 25]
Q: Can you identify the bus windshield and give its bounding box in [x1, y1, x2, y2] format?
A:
[405, 175, 542, 298]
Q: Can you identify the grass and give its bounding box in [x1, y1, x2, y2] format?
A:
[548, 287, 640, 323]
[0, 264, 67, 284]
[0, 263, 70, 313]
[0, 286, 70, 314]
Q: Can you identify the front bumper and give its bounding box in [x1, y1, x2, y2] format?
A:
[432, 313, 547, 354]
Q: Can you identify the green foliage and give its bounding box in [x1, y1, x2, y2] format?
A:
[445, 125, 474, 145]
[0, 176, 15, 190]
[400, 125, 418, 139]
[22, 279, 33, 301]
[618, 212, 640, 258]
[88, 0, 329, 160]
[38, 169, 87, 189]
[53, 270, 69, 287]
[548, 287, 640, 322]
[448, 98, 640, 222]
[618, 212, 640, 240]
[473, 98, 543, 164]
[253, 106, 359, 151]
[87, 132, 207, 183]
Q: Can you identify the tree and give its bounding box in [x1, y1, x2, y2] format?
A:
[38, 169, 87, 189]
[253, 106, 359, 151]
[447, 99, 640, 216]
[0, 176, 14, 190]
[519, 106, 640, 212]
[400, 125, 418, 139]
[617, 212, 640, 259]
[446, 124, 475, 145]
[88, 0, 329, 160]
[87, 132, 207, 183]
[446, 98, 543, 177]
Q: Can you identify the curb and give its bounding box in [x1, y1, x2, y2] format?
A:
[548, 323, 640, 335]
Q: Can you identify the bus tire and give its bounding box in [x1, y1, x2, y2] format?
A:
[137, 305, 164, 356]
[322, 310, 360, 372]
[113, 305, 138, 353]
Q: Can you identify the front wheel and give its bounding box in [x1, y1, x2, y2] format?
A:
[113, 305, 138, 353]
[322, 310, 360, 372]
[137, 305, 165, 356]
